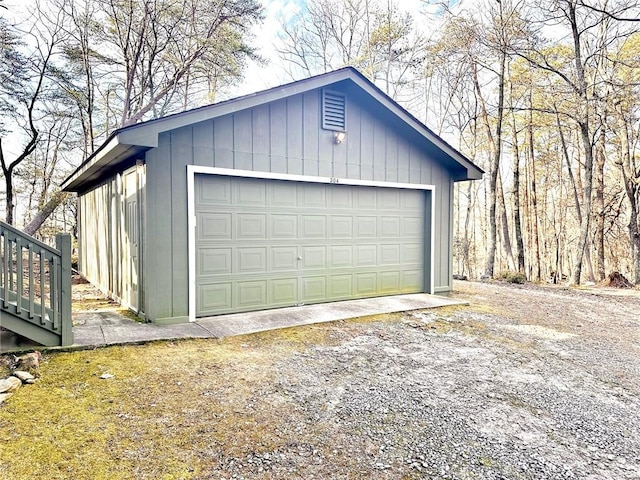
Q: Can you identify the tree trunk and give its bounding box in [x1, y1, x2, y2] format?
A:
[528, 102, 542, 281]
[497, 171, 515, 270]
[572, 121, 595, 284]
[511, 107, 525, 273]
[5, 173, 14, 225]
[568, 2, 594, 285]
[593, 126, 606, 280]
[616, 112, 640, 284]
[476, 47, 506, 278]
[23, 191, 70, 236]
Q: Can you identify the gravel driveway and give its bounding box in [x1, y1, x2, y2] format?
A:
[217, 280, 640, 479]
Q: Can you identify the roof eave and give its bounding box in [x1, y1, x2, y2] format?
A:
[62, 135, 148, 192]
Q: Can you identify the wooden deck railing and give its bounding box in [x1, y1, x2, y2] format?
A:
[0, 221, 73, 346]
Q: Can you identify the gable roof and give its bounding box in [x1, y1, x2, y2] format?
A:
[62, 67, 483, 191]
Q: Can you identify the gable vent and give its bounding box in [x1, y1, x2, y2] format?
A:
[322, 90, 346, 131]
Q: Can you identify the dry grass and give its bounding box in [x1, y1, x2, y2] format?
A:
[0, 322, 359, 480]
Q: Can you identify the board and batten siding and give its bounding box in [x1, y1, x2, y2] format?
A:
[78, 176, 122, 301]
[144, 87, 454, 324]
[78, 164, 145, 313]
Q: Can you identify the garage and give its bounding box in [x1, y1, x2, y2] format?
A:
[193, 173, 430, 316]
[64, 67, 482, 324]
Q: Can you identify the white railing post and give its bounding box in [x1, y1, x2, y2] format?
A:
[56, 234, 73, 346]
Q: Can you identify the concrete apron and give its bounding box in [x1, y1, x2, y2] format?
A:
[3, 294, 467, 352]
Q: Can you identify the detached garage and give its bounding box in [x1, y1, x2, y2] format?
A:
[62, 67, 483, 324]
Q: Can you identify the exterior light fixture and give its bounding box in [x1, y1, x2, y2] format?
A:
[334, 131, 347, 144]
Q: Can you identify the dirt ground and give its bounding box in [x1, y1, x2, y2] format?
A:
[1, 280, 639, 479]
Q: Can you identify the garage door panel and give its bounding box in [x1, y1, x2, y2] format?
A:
[271, 278, 298, 304]
[329, 188, 353, 209]
[301, 215, 326, 238]
[301, 246, 326, 269]
[403, 244, 422, 263]
[237, 247, 267, 273]
[237, 214, 267, 239]
[301, 276, 326, 302]
[380, 217, 401, 237]
[198, 248, 232, 275]
[355, 216, 377, 237]
[197, 177, 231, 205]
[271, 215, 298, 238]
[198, 213, 232, 240]
[271, 247, 298, 271]
[236, 280, 268, 307]
[329, 245, 352, 267]
[403, 217, 422, 237]
[198, 283, 232, 312]
[328, 274, 352, 297]
[299, 186, 326, 207]
[379, 244, 401, 265]
[355, 245, 377, 266]
[236, 180, 266, 205]
[378, 189, 400, 209]
[355, 189, 377, 209]
[355, 273, 377, 295]
[402, 270, 422, 291]
[195, 175, 427, 317]
[403, 193, 424, 211]
[329, 216, 353, 237]
[270, 181, 297, 206]
[380, 272, 401, 292]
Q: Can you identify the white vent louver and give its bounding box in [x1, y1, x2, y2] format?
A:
[322, 90, 346, 131]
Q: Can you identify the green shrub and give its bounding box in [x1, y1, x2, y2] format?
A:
[496, 270, 526, 284]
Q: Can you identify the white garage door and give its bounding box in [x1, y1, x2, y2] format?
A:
[194, 175, 426, 317]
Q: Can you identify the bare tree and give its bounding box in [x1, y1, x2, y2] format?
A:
[0, 5, 66, 225]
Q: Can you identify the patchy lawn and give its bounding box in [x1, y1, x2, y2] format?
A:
[1, 281, 639, 479]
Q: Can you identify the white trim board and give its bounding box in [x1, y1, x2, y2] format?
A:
[186, 165, 436, 322]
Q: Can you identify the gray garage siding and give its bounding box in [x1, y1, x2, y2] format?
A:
[77, 165, 145, 313]
[144, 88, 454, 324]
[77, 177, 121, 300]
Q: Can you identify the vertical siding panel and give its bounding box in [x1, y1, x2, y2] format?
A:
[346, 101, 361, 179]
[112, 176, 120, 298]
[144, 134, 173, 320]
[213, 116, 234, 168]
[193, 120, 214, 167]
[270, 99, 287, 174]
[303, 91, 319, 176]
[372, 121, 386, 181]
[446, 178, 454, 289]
[387, 138, 409, 182]
[252, 104, 270, 171]
[234, 110, 253, 170]
[386, 130, 399, 182]
[396, 131, 410, 183]
[418, 145, 433, 184]
[360, 108, 374, 180]
[332, 94, 350, 178]
[409, 140, 423, 183]
[431, 163, 452, 291]
[170, 126, 192, 319]
[286, 95, 303, 174]
[77, 195, 84, 274]
[434, 166, 444, 288]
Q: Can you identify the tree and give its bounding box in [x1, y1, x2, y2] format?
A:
[277, 0, 424, 100]
[0, 5, 66, 225]
[0, 0, 264, 233]
[96, 0, 263, 128]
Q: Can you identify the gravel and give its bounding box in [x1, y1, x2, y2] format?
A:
[209, 281, 640, 479]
